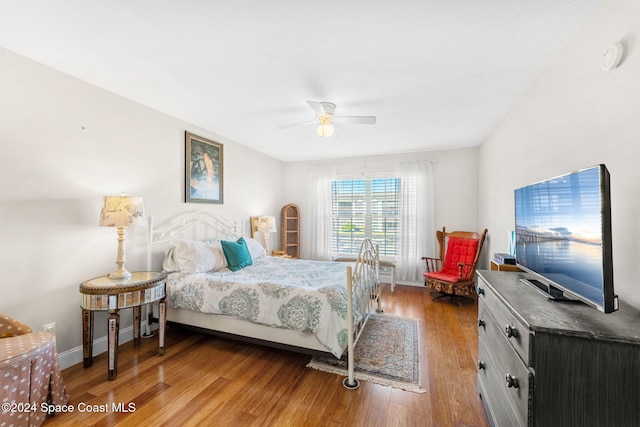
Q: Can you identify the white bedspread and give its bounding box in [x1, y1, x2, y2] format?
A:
[166, 257, 362, 357]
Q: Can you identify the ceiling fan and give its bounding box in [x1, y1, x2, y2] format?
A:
[278, 101, 376, 138]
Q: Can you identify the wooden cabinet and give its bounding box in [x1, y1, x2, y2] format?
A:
[476, 270, 640, 426]
[280, 204, 299, 258]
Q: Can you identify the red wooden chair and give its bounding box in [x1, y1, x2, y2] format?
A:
[422, 227, 488, 304]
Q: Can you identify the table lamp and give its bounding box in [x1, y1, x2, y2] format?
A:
[257, 216, 277, 255]
[99, 195, 145, 279]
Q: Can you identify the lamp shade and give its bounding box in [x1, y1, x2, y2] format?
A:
[99, 196, 145, 227]
[257, 216, 277, 233]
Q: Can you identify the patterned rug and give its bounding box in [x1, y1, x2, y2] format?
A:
[307, 314, 425, 393]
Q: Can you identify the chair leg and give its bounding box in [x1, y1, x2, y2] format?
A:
[450, 294, 474, 305]
[429, 291, 448, 301]
[429, 290, 474, 306]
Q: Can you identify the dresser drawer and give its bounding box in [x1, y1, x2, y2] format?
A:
[478, 277, 531, 365]
[478, 299, 531, 424]
[478, 341, 524, 427]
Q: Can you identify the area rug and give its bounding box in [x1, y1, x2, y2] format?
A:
[307, 314, 425, 393]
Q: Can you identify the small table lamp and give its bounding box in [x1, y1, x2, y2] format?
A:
[257, 216, 277, 255]
[99, 195, 145, 280]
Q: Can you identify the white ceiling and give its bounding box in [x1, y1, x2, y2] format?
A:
[0, 1, 605, 162]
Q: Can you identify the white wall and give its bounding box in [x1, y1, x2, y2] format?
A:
[479, 0, 640, 307]
[0, 48, 284, 357]
[282, 146, 481, 261]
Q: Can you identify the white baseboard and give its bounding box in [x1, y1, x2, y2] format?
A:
[57, 321, 157, 370]
[393, 280, 424, 288]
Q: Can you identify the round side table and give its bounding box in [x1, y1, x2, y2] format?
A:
[80, 271, 167, 380]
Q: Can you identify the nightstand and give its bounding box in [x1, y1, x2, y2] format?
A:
[271, 250, 292, 258]
[79, 271, 167, 380]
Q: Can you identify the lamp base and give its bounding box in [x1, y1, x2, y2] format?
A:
[264, 233, 271, 255]
[109, 226, 131, 280]
[108, 269, 132, 280]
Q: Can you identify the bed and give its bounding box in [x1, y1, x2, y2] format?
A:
[146, 210, 381, 388]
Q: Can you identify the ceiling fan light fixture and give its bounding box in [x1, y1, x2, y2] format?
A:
[316, 120, 334, 138]
[279, 101, 375, 138]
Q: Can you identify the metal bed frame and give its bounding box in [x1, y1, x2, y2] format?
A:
[146, 210, 381, 389]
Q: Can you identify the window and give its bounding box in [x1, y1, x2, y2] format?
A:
[331, 177, 399, 257]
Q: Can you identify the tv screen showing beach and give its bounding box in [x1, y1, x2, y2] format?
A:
[515, 166, 605, 305]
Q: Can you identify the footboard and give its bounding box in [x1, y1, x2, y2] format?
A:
[344, 238, 382, 389]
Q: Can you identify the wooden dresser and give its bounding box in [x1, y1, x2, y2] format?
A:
[476, 270, 640, 427]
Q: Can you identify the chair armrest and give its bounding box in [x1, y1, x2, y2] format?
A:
[457, 262, 477, 280]
[422, 256, 442, 273]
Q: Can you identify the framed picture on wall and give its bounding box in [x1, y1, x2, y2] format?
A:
[185, 131, 223, 204]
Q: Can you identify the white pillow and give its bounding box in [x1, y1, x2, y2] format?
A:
[169, 239, 227, 273]
[244, 237, 266, 260]
[162, 246, 180, 272]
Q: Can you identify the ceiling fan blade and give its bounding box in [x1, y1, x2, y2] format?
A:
[278, 120, 317, 130]
[307, 100, 327, 117]
[334, 115, 377, 125]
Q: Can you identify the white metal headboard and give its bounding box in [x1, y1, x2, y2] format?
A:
[146, 210, 243, 270]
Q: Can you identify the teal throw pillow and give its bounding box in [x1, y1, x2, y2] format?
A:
[220, 237, 253, 271]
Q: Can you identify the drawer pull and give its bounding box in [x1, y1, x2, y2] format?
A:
[505, 324, 518, 338]
[478, 361, 486, 370]
[477, 287, 485, 296]
[505, 373, 519, 389]
[478, 318, 485, 328]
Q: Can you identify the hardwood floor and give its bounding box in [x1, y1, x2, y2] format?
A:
[45, 285, 490, 427]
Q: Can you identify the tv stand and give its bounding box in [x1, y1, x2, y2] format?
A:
[519, 278, 576, 301]
[477, 270, 640, 427]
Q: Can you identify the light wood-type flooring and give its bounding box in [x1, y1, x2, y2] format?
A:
[45, 284, 490, 426]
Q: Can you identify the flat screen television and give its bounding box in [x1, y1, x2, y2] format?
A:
[514, 164, 618, 313]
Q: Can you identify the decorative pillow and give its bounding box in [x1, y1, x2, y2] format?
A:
[170, 239, 227, 273]
[244, 237, 266, 260]
[221, 237, 253, 271]
[0, 314, 32, 338]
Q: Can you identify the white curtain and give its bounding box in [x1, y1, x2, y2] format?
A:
[304, 166, 335, 261]
[397, 160, 435, 282]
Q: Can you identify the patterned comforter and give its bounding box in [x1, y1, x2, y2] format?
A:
[167, 256, 363, 357]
